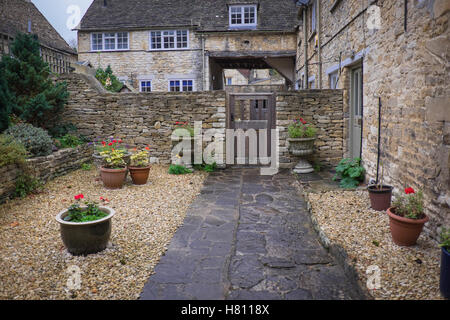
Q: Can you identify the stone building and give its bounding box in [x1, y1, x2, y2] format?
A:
[76, 0, 300, 92]
[0, 0, 77, 73]
[295, 0, 449, 237]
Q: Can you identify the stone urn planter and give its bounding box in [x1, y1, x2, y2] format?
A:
[56, 206, 115, 255]
[172, 136, 194, 169]
[368, 185, 393, 211]
[287, 137, 316, 174]
[100, 167, 127, 189]
[386, 207, 429, 246]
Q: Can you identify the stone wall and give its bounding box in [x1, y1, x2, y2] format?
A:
[277, 90, 344, 168]
[59, 73, 227, 164]
[0, 144, 93, 203]
[296, 0, 450, 238]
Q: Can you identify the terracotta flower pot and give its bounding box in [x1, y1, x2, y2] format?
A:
[387, 207, 429, 246]
[368, 185, 393, 211]
[129, 166, 150, 185]
[100, 167, 127, 189]
[55, 206, 115, 256]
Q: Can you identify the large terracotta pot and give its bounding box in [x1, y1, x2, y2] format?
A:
[55, 206, 115, 256]
[368, 185, 393, 211]
[100, 167, 127, 189]
[129, 166, 150, 185]
[387, 207, 429, 246]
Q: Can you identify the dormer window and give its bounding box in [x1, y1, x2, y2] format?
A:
[229, 5, 257, 27]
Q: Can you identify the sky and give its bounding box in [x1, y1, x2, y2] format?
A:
[31, 0, 94, 46]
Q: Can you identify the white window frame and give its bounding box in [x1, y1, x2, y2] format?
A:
[90, 32, 129, 52]
[329, 72, 339, 89]
[140, 80, 152, 92]
[168, 79, 195, 92]
[149, 30, 189, 51]
[229, 5, 257, 27]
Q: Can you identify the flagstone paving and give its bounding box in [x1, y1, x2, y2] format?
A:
[140, 168, 365, 300]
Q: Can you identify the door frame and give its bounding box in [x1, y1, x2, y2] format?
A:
[349, 64, 364, 159]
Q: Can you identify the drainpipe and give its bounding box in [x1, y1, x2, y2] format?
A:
[317, 0, 322, 89]
[201, 34, 205, 91]
[303, 8, 308, 89]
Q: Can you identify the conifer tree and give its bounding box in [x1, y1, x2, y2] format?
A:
[1, 33, 68, 128]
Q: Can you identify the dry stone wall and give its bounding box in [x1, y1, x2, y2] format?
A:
[0, 144, 93, 203]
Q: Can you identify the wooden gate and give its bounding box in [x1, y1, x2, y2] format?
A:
[226, 93, 276, 165]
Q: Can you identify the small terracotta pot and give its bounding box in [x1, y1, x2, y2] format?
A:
[368, 185, 393, 211]
[100, 167, 127, 189]
[387, 207, 429, 246]
[129, 166, 150, 185]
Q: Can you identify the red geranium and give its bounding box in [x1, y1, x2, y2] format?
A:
[108, 142, 113, 146]
[300, 118, 307, 125]
[74, 194, 84, 200]
[405, 187, 415, 194]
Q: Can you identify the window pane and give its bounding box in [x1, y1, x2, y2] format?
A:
[182, 80, 193, 92]
[176, 30, 188, 48]
[169, 80, 180, 92]
[151, 31, 162, 49]
[230, 6, 242, 24]
[92, 33, 102, 50]
[104, 33, 116, 50]
[163, 31, 175, 49]
[117, 32, 128, 49]
[244, 7, 255, 24]
[141, 81, 152, 92]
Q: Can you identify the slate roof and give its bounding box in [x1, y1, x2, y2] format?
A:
[78, 0, 300, 32]
[0, 0, 76, 55]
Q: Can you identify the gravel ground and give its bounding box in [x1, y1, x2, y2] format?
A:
[0, 166, 207, 300]
[306, 190, 443, 300]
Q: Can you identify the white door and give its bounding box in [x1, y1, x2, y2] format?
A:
[350, 67, 363, 159]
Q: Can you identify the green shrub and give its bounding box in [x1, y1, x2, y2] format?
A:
[0, 134, 27, 167]
[47, 123, 77, 139]
[169, 164, 192, 175]
[81, 163, 92, 171]
[440, 228, 450, 251]
[15, 174, 42, 198]
[1, 33, 68, 128]
[5, 123, 53, 157]
[55, 134, 83, 149]
[95, 66, 123, 92]
[194, 162, 217, 172]
[333, 157, 365, 189]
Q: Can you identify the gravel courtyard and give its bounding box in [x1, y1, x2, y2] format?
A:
[306, 190, 443, 300]
[0, 166, 206, 300]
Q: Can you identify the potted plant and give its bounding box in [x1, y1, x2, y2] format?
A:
[367, 164, 393, 211]
[387, 188, 429, 246]
[99, 148, 127, 189]
[55, 194, 115, 255]
[129, 147, 151, 185]
[439, 227, 450, 298]
[287, 117, 317, 174]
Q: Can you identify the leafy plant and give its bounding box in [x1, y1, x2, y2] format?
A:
[81, 163, 92, 171]
[95, 66, 123, 92]
[169, 164, 192, 175]
[194, 162, 217, 172]
[392, 188, 425, 219]
[0, 134, 27, 167]
[47, 123, 77, 139]
[288, 117, 317, 139]
[64, 195, 108, 223]
[100, 149, 127, 169]
[14, 174, 42, 198]
[5, 123, 53, 157]
[333, 157, 365, 189]
[439, 228, 450, 251]
[130, 148, 150, 167]
[173, 121, 194, 137]
[54, 134, 84, 149]
[0, 33, 68, 128]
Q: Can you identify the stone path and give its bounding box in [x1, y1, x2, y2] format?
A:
[140, 168, 364, 300]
